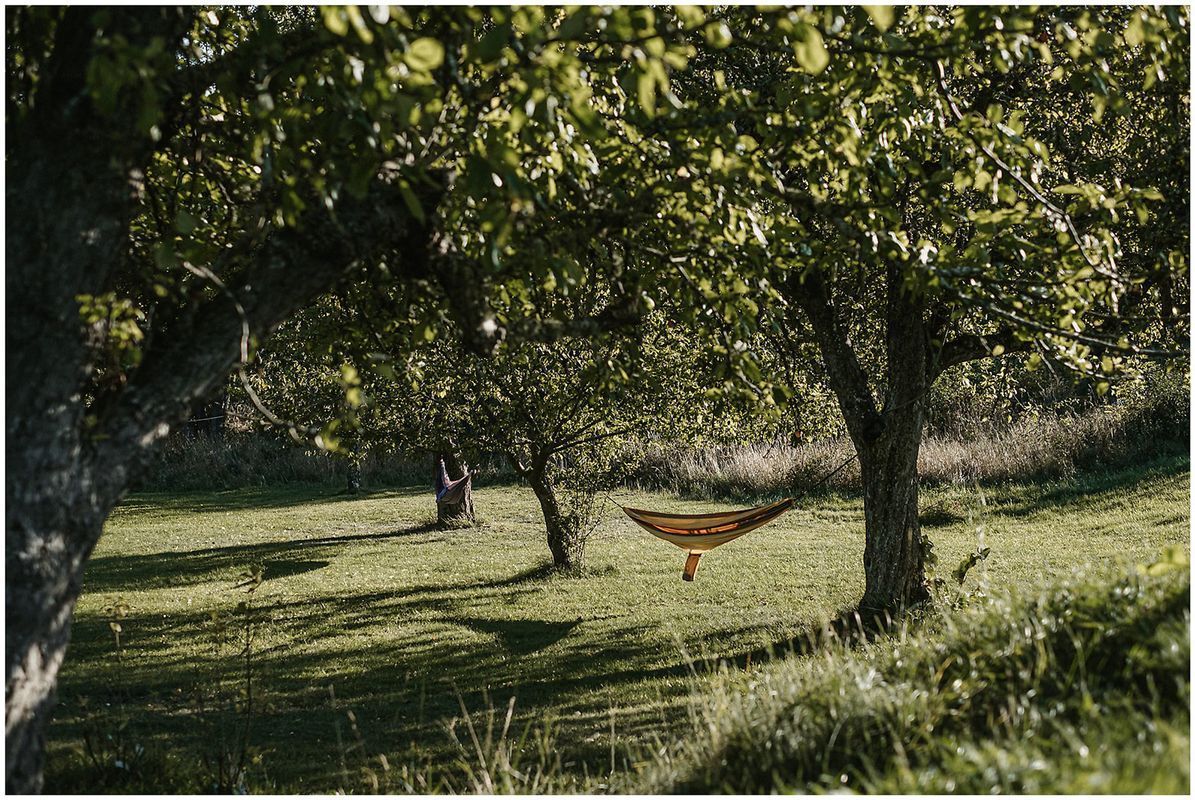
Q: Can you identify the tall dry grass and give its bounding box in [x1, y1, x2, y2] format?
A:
[142, 381, 1187, 496]
[627, 393, 1189, 501]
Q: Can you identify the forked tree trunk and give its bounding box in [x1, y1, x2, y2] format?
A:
[787, 266, 931, 614]
[436, 450, 475, 525]
[526, 470, 584, 570]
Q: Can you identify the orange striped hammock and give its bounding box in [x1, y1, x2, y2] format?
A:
[620, 498, 795, 581]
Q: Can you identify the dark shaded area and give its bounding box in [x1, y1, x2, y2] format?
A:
[453, 617, 584, 655]
[83, 523, 442, 593]
[262, 560, 330, 582]
[115, 485, 429, 515]
[920, 503, 967, 527]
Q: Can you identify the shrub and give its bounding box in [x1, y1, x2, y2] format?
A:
[142, 373, 1187, 496]
[138, 433, 514, 492]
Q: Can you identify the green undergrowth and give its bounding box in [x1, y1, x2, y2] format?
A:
[633, 547, 1190, 794]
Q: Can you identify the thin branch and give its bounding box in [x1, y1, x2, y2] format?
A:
[933, 59, 1122, 284]
[954, 289, 1186, 359]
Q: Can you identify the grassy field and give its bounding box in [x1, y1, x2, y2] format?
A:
[45, 454, 1189, 792]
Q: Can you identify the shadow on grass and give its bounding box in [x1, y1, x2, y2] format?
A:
[984, 453, 1190, 520]
[50, 543, 958, 796]
[53, 456, 1190, 791]
[453, 616, 584, 655]
[115, 484, 431, 516]
[84, 522, 443, 592]
[261, 559, 331, 581]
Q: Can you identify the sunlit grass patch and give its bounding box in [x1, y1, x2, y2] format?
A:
[635, 548, 1190, 794]
[45, 457, 1189, 792]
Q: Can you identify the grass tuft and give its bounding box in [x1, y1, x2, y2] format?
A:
[634, 550, 1190, 794]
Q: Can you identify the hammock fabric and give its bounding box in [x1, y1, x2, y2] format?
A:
[434, 459, 472, 505]
[620, 497, 794, 581]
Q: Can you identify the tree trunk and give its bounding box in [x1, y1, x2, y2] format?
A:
[526, 470, 584, 570]
[6, 11, 443, 787]
[346, 459, 363, 495]
[6, 471, 105, 794]
[786, 265, 931, 615]
[436, 450, 474, 525]
[344, 434, 363, 495]
[856, 402, 931, 614]
[7, 52, 135, 788]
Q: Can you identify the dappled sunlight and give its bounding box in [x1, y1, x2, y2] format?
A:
[46, 457, 1190, 791]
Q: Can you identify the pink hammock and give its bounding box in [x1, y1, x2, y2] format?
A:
[434, 458, 472, 505]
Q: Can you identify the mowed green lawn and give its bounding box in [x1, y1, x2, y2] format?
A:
[46, 455, 1190, 792]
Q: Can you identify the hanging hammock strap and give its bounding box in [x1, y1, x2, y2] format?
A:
[802, 451, 856, 495]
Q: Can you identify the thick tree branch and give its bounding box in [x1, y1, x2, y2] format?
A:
[88, 175, 444, 502]
[933, 327, 1033, 377]
[884, 262, 930, 408]
[781, 269, 882, 444]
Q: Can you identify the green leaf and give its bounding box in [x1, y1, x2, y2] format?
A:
[1124, 13, 1145, 47]
[406, 38, 445, 72]
[636, 71, 657, 116]
[704, 20, 732, 49]
[675, 6, 706, 30]
[477, 23, 511, 62]
[863, 5, 895, 32]
[345, 5, 374, 44]
[792, 25, 830, 75]
[398, 181, 426, 223]
[556, 8, 589, 40]
[175, 209, 198, 234]
[153, 244, 178, 270]
[321, 7, 348, 36]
